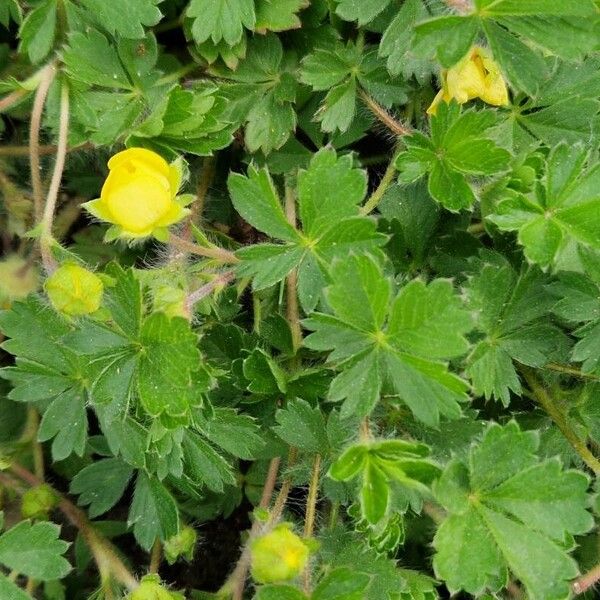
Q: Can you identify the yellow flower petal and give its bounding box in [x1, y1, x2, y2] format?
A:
[107, 147, 170, 177]
[105, 174, 173, 233]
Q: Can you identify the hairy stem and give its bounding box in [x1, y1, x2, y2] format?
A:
[40, 80, 70, 273]
[0, 88, 26, 113]
[573, 561, 600, 595]
[25, 408, 44, 480]
[359, 89, 412, 137]
[284, 183, 302, 351]
[227, 456, 281, 600]
[545, 363, 600, 381]
[6, 463, 138, 591]
[360, 155, 398, 215]
[29, 64, 57, 223]
[149, 540, 162, 574]
[184, 270, 235, 315]
[445, 0, 473, 13]
[521, 367, 600, 474]
[303, 454, 321, 539]
[169, 233, 239, 263]
[302, 454, 322, 593]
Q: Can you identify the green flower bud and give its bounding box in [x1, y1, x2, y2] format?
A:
[250, 524, 310, 584]
[152, 285, 187, 319]
[127, 575, 185, 600]
[164, 525, 197, 565]
[45, 263, 104, 316]
[0, 255, 39, 309]
[21, 484, 59, 520]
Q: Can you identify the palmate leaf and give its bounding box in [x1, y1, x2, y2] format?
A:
[433, 422, 593, 600]
[187, 0, 255, 46]
[0, 521, 71, 580]
[79, 0, 163, 39]
[58, 265, 208, 425]
[214, 35, 298, 153]
[396, 103, 511, 211]
[549, 248, 600, 373]
[229, 148, 386, 312]
[414, 1, 598, 96]
[303, 254, 472, 426]
[465, 251, 566, 404]
[300, 42, 407, 133]
[0, 297, 89, 460]
[330, 439, 440, 524]
[488, 143, 600, 268]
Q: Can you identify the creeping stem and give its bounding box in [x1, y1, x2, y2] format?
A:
[521, 367, 600, 475]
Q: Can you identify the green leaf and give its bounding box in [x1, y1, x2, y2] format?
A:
[319, 528, 406, 600]
[188, 0, 255, 45]
[129, 473, 179, 551]
[137, 313, 202, 419]
[465, 253, 565, 403]
[62, 30, 132, 89]
[228, 167, 299, 242]
[18, 0, 56, 64]
[489, 143, 600, 267]
[255, 585, 307, 600]
[255, 0, 308, 33]
[70, 459, 133, 518]
[38, 388, 87, 461]
[0, 0, 21, 28]
[312, 567, 371, 600]
[0, 574, 32, 600]
[79, 0, 162, 38]
[334, 0, 392, 25]
[379, 0, 433, 82]
[433, 422, 593, 599]
[182, 431, 236, 492]
[232, 150, 385, 308]
[304, 255, 471, 425]
[0, 521, 71, 580]
[396, 104, 510, 212]
[199, 408, 264, 460]
[297, 148, 367, 238]
[273, 399, 329, 453]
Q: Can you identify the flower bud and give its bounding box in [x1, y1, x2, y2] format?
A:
[21, 484, 59, 520]
[0, 255, 39, 309]
[126, 575, 185, 600]
[163, 525, 197, 565]
[45, 263, 104, 316]
[250, 524, 310, 584]
[83, 148, 190, 241]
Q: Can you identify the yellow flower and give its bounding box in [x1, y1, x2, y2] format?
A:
[250, 524, 310, 584]
[45, 263, 104, 316]
[428, 46, 509, 115]
[83, 148, 190, 241]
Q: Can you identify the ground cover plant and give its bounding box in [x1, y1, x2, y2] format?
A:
[1, 0, 600, 599]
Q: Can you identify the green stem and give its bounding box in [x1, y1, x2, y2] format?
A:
[302, 454, 322, 593]
[521, 367, 600, 475]
[359, 89, 412, 137]
[169, 233, 239, 263]
[360, 156, 398, 215]
[40, 80, 69, 274]
[284, 183, 302, 352]
[149, 539, 162, 574]
[573, 561, 600, 595]
[545, 363, 600, 381]
[29, 63, 57, 223]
